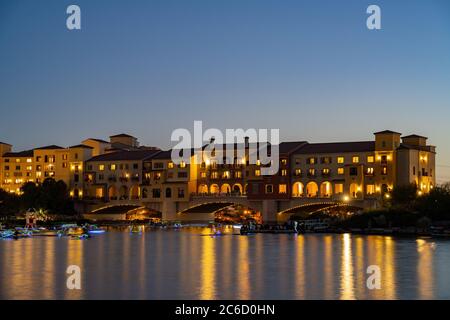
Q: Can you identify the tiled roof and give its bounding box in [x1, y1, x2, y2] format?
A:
[110, 133, 135, 138]
[3, 150, 34, 157]
[402, 134, 428, 139]
[0, 142, 12, 146]
[87, 149, 161, 162]
[34, 145, 64, 150]
[294, 141, 375, 154]
[84, 138, 110, 144]
[374, 130, 402, 135]
[69, 144, 94, 149]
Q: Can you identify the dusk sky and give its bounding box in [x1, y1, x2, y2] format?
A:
[1, 0, 449, 182]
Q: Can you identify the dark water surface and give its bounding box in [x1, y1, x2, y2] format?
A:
[1, 227, 449, 299]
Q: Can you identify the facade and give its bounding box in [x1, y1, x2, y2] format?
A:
[0, 130, 437, 220]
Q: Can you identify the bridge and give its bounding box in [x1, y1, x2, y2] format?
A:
[83, 194, 379, 223]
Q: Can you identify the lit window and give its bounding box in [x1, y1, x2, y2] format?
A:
[265, 184, 273, 193]
[211, 171, 218, 179]
[367, 156, 374, 163]
[179, 161, 186, 168]
[338, 167, 344, 175]
[255, 169, 261, 176]
[366, 167, 374, 175]
[234, 171, 242, 178]
[366, 185, 375, 195]
[26, 158, 32, 163]
[352, 156, 359, 163]
[223, 171, 230, 179]
[381, 166, 387, 175]
[281, 169, 287, 176]
[256, 160, 261, 166]
[308, 168, 315, 176]
[308, 157, 316, 164]
[337, 157, 344, 164]
[279, 184, 287, 194]
[334, 184, 344, 194]
[294, 169, 302, 176]
[15, 158, 20, 163]
[110, 164, 116, 171]
[99, 164, 105, 171]
[281, 159, 287, 165]
[322, 168, 330, 175]
[168, 162, 174, 169]
[200, 172, 207, 178]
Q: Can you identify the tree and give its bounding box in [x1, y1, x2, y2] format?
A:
[391, 184, 418, 210]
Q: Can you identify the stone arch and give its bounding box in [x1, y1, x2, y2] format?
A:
[119, 185, 128, 200]
[210, 184, 219, 194]
[142, 187, 148, 199]
[320, 181, 332, 198]
[292, 181, 304, 197]
[130, 185, 140, 200]
[350, 183, 359, 198]
[232, 183, 243, 195]
[198, 184, 208, 194]
[108, 185, 118, 200]
[306, 181, 319, 197]
[220, 183, 231, 194]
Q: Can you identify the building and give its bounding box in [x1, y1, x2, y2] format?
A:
[0, 130, 437, 220]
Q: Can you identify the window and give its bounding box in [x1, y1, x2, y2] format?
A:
[381, 166, 387, 175]
[15, 158, 20, 163]
[62, 163, 68, 168]
[26, 158, 32, 163]
[133, 163, 139, 169]
[321, 157, 332, 164]
[256, 160, 261, 166]
[26, 166, 32, 171]
[177, 172, 188, 178]
[255, 169, 261, 176]
[4, 166, 9, 171]
[366, 167, 374, 175]
[154, 172, 161, 180]
[211, 171, 218, 179]
[337, 156, 344, 164]
[281, 159, 287, 165]
[62, 154, 68, 160]
[281, 169, 287, 176]
[179, 161, 186, 168]
[338, 167, 344, 175]
[178, 188, 185, 198]
[223, 171, 230, 179]
[308, 168, 316, 177]
[322, 168, 330, 176]
[366, 185, 375, 195]
[110, 164, 116, 171]
[335, 184, 344, 194]
[279, 184, 287, 194]
[265, 184, 273, 193]
[152, 188, 161, 198]
[165, 188, 172, 198]
[15, 166, 20, 170]
[234, 171, 242, 178]
[349, 167, 358, 176]
[200, 172, 207, 178]
[168, 162, 174, 169]
[307, 157, 316, 165]
[367, 156, 374, 163]
[99, 164, 105, 171]
[352, 156, 359, 163]
[295, 158, 301, 165]
[294, 169, 302, 176]
[413, 166, 416, 175]
[154, 162, 164, 169]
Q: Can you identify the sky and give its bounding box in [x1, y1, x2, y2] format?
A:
[0, 0, 449, 182]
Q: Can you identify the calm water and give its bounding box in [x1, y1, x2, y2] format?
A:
[1, 227, 450, 300]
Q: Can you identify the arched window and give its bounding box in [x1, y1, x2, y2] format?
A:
[165, 187, 172, 198]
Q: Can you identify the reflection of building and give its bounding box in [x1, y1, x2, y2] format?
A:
[0, 130, 436, 220]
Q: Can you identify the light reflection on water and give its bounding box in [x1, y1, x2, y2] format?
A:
[0, 228, 449, 300]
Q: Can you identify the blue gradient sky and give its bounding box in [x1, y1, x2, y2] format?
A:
[1, 0, 450, 182]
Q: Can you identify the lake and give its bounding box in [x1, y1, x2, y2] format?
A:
[1, 227, 449, 299]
